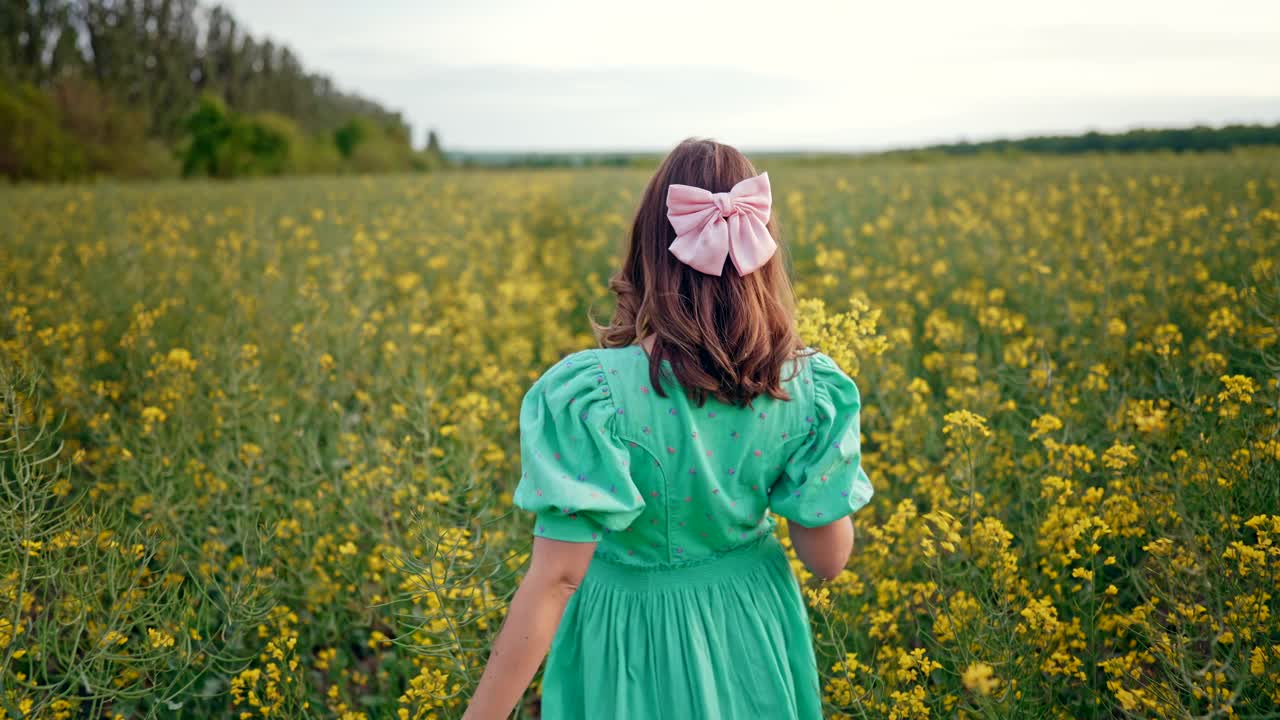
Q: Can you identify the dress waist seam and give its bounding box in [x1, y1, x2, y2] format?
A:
[584, 532, 789, 590]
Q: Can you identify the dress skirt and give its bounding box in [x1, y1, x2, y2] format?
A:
[538, 533, 825, 720]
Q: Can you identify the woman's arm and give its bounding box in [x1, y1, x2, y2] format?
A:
[461, 536, 597, 720]
[787, 515, 854, 581]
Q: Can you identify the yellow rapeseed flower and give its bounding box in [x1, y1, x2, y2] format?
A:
[962, 662, 1000, 695]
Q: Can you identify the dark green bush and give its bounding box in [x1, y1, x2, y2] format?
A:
[180, 96, 303, 178]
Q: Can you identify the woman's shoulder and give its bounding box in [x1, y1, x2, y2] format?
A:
[522, 348, 611, 404]
[557, 344, 850, 405]
[794, 348, 861, 413]
[773, 347, 863, 416]
[526, 346, 653, 404]
[780, 346, 829, 387]
[587, 345, 657, 380]
[523, 346, 652, 392]
[787, 346, 852, 376]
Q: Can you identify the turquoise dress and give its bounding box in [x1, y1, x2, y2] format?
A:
[512, 345, 874, 720]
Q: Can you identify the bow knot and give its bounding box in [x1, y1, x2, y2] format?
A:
[665, 172, 776, 276]
[712, 192, 737, 218]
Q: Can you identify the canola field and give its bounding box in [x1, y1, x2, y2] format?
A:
[2, 151, 1279, 719]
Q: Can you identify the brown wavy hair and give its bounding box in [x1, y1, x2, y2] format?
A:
[590, 137, 812, 408]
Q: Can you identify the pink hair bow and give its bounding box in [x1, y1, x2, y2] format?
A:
[666, 172, 776, 276]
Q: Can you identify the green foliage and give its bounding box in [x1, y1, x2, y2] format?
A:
[891, 123, 1280, 158]
[295, 135, 344, 175]
[0, 362, 273, 718]
[334, 118, 368, 159]
[231, 112, 301, 177]
[0, 83, 86, 181]
[180, 95, 234, 178]
[347, 135, 411, 174]
[414, 129, 448, 171]
[2, 0, 411, 141]
[180, 97, 307, 179]
[47, 75, 169, 178]
[179, 99, 420, 179]
[2, 0, 443, 181]
[0, 78, 180, 181]
[331, 116, 418, 174]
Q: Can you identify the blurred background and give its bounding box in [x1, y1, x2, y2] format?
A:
[3, 0, 1279, 179]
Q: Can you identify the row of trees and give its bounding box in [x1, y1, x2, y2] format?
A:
[1, 0, 446, 180]
[894, 124, 1280, 159]
[448, 123, 1280, 170]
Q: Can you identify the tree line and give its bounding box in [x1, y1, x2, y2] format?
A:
[886, 124, 1280, 160]
[448, 123, 1280, 170]
[1, 0, 446, 181]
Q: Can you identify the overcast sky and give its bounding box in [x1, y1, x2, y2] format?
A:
[218, 0, 1280, 152]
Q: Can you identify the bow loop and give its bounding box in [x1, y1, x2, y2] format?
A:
[665, 172, 776, 276]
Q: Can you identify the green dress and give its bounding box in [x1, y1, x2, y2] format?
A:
[512, 345, 874, 720]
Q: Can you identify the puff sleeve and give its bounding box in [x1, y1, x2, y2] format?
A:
[512, 349, 646, 542]
[769, 351, 874, 527]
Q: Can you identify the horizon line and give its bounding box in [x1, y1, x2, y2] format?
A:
[438, 118, 1280, 157]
